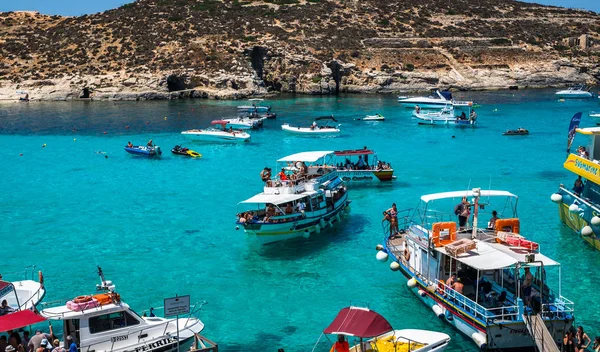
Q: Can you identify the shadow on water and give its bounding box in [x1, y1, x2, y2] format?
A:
[254, 214, 370, 260]
[537, 170, 568, 180]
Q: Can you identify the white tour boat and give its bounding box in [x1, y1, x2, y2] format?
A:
[333, 149, 395, 184]
[236, 151, 350, 244]
[375, 188, 574, 351]
[211, 118, 258, 130]
[399, 89, 474, 110]
[39, 267, 217, 352]
[237, 98, 271, 113]
[315, 306, 450, 352]
[181, 129, 250, 143]
[555, 85, 593, 99]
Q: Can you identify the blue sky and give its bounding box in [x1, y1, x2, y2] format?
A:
[0, 0, 598, 16]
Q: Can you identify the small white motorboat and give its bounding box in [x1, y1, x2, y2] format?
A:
[237, 98, 271, 112]
[589, 111, 600, 118]
[281, 124, 340, 135]
[359, 114, 385, 121]
[315, 306, 450, 352]
[212, 118, 258, 130]
[416, 107, 477, 127]
[556, 85, 593, 98]
[0, 268, 46, 312]
[182, 128, 250, 143]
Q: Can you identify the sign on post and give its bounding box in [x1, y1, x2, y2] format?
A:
[164, 295, 190, 317]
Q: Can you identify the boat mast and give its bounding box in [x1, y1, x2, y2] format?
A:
[471, 188, 481, 239]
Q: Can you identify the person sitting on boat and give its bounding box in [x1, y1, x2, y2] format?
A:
[578, 146, 590, 160]
[264, 204, 276, 222]
[573, 176, 584, 196]
[459, 112, 467, 120]
[445, 273, 456, 288]
[147, 139, 153, 147]
[451, 278, 464, 294]
[285, 203, 293, 215]
[127, 141, 134, 148]
[402, 247, 411, 265]
[0, 300, 14, 315]
[357, 155, 366, 170]
[310, 121, 318, 130]
[330, 334, 349, 352]
[414, 105, 421, 114]
[278, 168, 288, 181]
[488, 210, 499, 229]
[496, 291, 507, 307]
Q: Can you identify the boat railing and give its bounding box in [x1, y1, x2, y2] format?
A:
[559, 186, 600, 213]
[433, 280, 521, 322]
[2, 265, 40, 281]
[541, 295, 575, 319]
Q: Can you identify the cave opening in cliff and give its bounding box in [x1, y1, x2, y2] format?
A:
[250, 46, 267, 79]
[80, 87, 90, 99]
[167, 75, 186, 92]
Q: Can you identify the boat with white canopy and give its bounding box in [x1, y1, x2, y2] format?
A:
[236, 151, 350, 244]
[39, 267, 217, 352]
[237, 98, 271, 113]
[375, 188, 573, 351]
[313, 306, 450, 352]
[332, 149, 395, 183]
[281, 115, 341, 135]
[181, 129, 250, 143]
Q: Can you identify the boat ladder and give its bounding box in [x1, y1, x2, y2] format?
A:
[522, 313, 559, 352]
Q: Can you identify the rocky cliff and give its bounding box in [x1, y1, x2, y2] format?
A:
[1, 0, 599, 100]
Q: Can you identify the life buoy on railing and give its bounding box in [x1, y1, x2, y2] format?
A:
[432, 222, 457, 247]
[495, 218, 520, 234]
[74, 295, 93, 304]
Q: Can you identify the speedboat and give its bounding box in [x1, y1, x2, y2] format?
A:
[414, 106, 477, 127]
[281, 115, 340, 135]
[555, 85, 592, 99]
[212, 118, 258, 130]
[236, 151, 350, 244]
[413, 105, 454, 119]
[376, 188, 574, 350]
[315, 306, 450, 352]
[171, 145, 202, 158]
[39, 267, 217, 352]
[399, 89, 474, 110]
[333, 149, 395, 183]
[0, 267, 45, 313]
[237, 98, 271, 113]
[182, 129, 250, 143]
[360, 114, 385, 121]
[503, 128, 529, 136]
[124, 145, 162, 157]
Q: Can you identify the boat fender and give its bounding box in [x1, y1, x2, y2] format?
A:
[569, 204, 580, 213]
[389, 261, 400, 271]
[418, 289, 426, 297]
[376, 250, 389, 262]
[303, 230, 310, 239]
[432, 304, 444, 318]
[344, 205, 351, 213]
[375, 244, 384, 251]
[581, 226, 594, 236]
[471, 332, 487, 350]
[592, 216, 600, 226]
[320, 219, 326, 228]
[315, 225, 321, 234]
[550, 193, 563, 203]
[407, 277, 417, 288]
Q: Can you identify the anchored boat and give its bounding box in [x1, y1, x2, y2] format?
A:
[281, 116, 341, 136]
[399, 89, 474, 110]
[315, 306, 450, 352]
[237, 98, 271, 113]
[236, 151, 350, 244]
[555, 85, 592, 99]
[552, 126, 600, 251]
[333, 149, 395, 183]
[181, 129, 250, 143]
[124, 145, 162, 157]
[39, 267, 217, 352]
[211, 118, 259, 130]
[376, 188, 573, 350]
[0, 266, 45, 314]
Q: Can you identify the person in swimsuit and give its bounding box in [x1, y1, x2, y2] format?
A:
[384, 203, 399, 237]
[576, 326, 591, 352]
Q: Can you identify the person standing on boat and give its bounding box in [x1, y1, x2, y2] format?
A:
[521, 267, 533, 306]
[573, 176, 584, 196]
[330, 335, 349, 352]
[454, 197, 471, 230]
[384, 203, 399, 237]
[278, 168, 288, 181]
[147, 139, 153, 147]
[260, 167, 270, 182]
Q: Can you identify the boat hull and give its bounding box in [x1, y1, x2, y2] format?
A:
[338, 170, 395, 183]
[124, 147, 162, 157]
[395, 262, 571, 350]
[182, 131, 250, 143]
[242, 199, 350, 245]
[281, 124, 340, 135]
[556, 190, 600, 251]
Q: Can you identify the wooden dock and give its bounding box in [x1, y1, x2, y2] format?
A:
[522, 314, 559, 352]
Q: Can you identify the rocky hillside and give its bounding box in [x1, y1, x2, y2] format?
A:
[1, 0, 599, 100]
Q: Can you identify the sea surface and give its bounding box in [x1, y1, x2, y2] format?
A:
[1, 89, 600, 351]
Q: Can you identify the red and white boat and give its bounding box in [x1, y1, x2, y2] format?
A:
[333, 149, 395, 184]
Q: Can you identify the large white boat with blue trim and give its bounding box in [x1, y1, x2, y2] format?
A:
[376, 188, 573, 351]
[555, 85, 592, 99]
[236, 151, 350, 245]
[398, 89, 474, 110]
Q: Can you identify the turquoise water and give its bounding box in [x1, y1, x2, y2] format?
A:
[1, 89, 600, 351]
